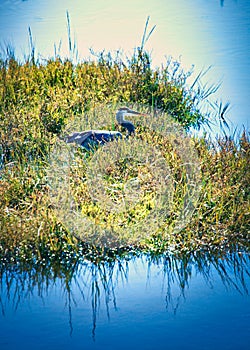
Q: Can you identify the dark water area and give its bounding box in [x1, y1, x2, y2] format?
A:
[0, 251, 249, 350]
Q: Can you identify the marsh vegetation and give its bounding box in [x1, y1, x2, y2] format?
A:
[0, 21, 249, 269]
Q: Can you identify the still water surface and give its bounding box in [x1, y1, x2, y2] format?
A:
[0, 252, 250, 349]
[0, 0, 249, 132]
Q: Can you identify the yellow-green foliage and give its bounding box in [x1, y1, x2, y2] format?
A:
[0, 50, 249, 262]
[0, 49, 205, 162]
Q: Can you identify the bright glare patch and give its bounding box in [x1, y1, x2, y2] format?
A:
[47, 105, 201, 247]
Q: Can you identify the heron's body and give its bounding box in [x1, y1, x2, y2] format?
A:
[65, 107, 144, 150]
[66, 130, 122, 150]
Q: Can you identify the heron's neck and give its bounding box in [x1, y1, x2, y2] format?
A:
[116, 111, 135, 135]
[120, 121, 135, 135]
[116, 111, 127, 124]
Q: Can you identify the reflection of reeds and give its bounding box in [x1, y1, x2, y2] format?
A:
[147, 250, 250, 313]
[0, 250, 249, 337]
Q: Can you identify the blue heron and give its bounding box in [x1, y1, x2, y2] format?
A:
[65, 107, 145, 150]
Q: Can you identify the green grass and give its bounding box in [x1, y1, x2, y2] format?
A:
[0, 41, 249, 266]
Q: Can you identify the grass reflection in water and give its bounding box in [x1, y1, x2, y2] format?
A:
[0, 249, 249, 338]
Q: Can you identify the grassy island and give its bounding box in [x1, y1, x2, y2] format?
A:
[0, 43, 249, 269]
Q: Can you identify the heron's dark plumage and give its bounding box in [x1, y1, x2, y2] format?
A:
[120, 121, 135, 135]
[80, 131, 122, 150]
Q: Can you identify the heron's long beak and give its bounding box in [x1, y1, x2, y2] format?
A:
[129, 109, 147, 117]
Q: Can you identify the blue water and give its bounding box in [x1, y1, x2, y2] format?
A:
[0, 0, 249, 133]
[0, 253, 249, 349]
